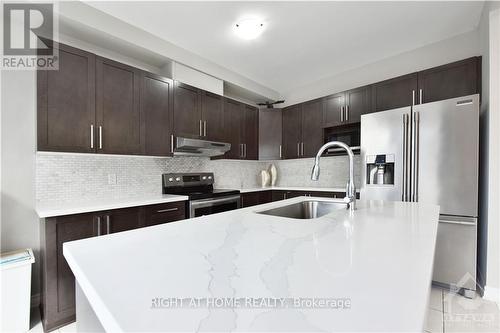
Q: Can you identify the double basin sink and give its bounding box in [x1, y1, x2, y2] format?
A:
[256, 199, 348, 219]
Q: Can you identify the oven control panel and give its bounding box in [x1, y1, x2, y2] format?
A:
[162, 172, 214, 188]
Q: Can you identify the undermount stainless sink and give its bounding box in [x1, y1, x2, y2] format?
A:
[256, 200, 348, 219]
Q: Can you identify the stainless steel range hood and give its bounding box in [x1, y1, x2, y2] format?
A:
[173, 137, 231, 157]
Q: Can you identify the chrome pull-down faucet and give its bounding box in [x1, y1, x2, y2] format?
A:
[311, 141, 356, 211]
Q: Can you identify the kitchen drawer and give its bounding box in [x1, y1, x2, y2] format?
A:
[143, 201, 186, 227]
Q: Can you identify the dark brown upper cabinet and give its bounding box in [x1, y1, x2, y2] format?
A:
[201, 91, 225, 142]
[323, 92, 345, 127]
[242, 105, 259, 160]
[223, 98, 243, 159]
[141, 72, 174, 156]
[301, 99, 324, 158]
[173, 82, 202, 138]
[344, 86, 372, 123]
[37, 43, 96, 153]
[96, 57, 143, 155]
[173, 82, 225, 141]
[323, 86, 371, 127]
[222, 98, 259, 160]
[418, 57, 480, 104]
[372, 73, 418, 112]
[282, 104, 303, 159]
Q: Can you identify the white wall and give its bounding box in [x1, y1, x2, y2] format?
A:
[282, 29, 480, 107]
[485, 5, 500, 302]
[1, 70, 40, 298]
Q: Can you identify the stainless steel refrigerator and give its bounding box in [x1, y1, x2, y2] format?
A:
[360, 94, 479, 297]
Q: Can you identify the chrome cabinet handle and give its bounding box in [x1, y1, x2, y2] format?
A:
[412, 90, 415, 107]
[244, 144, 247, 158]
[170, 134, 174, 153]
[301, 142, 304, 156]
[203, 121, 207, 137]
[279, 144, 282, 159]
[96, 216, 101, 236]
[346, 105, 349, 121]
[239, 144, 243, 158]
[412, 111, 420, 202]
[199, 120, 203, 137]
[419, 89, 423, 104]
[98, 126, 103, 149]
[156, 207, 178, 213]
[90, 125, 94, 149]
[340, 106, 344, 122]
[106, 215, 111, 234]
[297, 142, 300, 157]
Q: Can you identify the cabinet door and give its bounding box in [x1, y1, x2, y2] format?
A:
[301, 99, 324, 158]
[271, 190, 287, 202]
[418, 57, 480, 104]
[96, 57, 143, 155]
[345, 85, 372, 123]
[105, 207, 141, 234]
[224, 98, 244, 159]
[243, 105, 259, 160]
[282, 105, 302, 159]
[372, 73, 418, 112]
[241, 192, 261, 208]
[201, 91, 224, 142]
[37, 43, 95, 153]
[142, 72, 173, 156]
[173, 82, 202, 138]
[42, 214, 98, 330]
[323, 93, 345, 127]
[143, 202, 186, 227]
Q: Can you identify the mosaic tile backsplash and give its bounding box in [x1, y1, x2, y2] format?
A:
[35, 153, 361, 203]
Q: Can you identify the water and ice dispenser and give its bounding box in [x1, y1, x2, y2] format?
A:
[365, 154, 395, 185]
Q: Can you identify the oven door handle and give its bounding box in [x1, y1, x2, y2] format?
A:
[190, 195, 241, 208]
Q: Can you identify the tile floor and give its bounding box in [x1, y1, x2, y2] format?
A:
[28, 286, 499, 332]
[425, 286, 500, 333]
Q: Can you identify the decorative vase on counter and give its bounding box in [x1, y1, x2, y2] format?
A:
[268, 164, 277, 186]
[260, 170, 271, 188]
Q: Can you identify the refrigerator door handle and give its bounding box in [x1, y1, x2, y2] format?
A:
[402, 114, 408, 201]
[412, 111, 420, 202]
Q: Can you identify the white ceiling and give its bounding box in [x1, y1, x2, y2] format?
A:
[86, 1, 484, 94]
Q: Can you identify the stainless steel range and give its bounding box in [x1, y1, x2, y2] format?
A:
[162, 172, 240, 218]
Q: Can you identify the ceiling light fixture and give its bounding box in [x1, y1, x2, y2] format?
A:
[234, 19, 264, 40]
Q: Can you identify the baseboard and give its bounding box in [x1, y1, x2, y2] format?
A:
[483, 286, 500, 305]
[31, 293, 41, 308]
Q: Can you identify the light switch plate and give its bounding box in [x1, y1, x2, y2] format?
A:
[107, 174, 117, 185]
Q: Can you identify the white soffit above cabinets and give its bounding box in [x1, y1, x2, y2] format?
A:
[85, 1, 484, 94]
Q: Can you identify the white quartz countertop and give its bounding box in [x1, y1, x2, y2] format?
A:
[36, 194, 188, 218]
[63, 197, 439, 332]
[237, 186, 359, 193]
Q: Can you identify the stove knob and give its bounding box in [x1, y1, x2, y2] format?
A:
[175, 177, 181, 182]
[168, 177, 173, 182]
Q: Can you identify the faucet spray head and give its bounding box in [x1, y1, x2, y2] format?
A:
[311, 163, 320, 181]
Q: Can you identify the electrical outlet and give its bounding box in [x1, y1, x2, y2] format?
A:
[107, 174, 117, 185]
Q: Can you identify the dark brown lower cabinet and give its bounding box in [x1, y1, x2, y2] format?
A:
[268, 190, 359, 202]
[143, 202, 186, 226]
[39, 202, 186, 332]
[241, 191, 272, 208]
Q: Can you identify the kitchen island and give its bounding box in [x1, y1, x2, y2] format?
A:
[63, 197, 439, 332]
